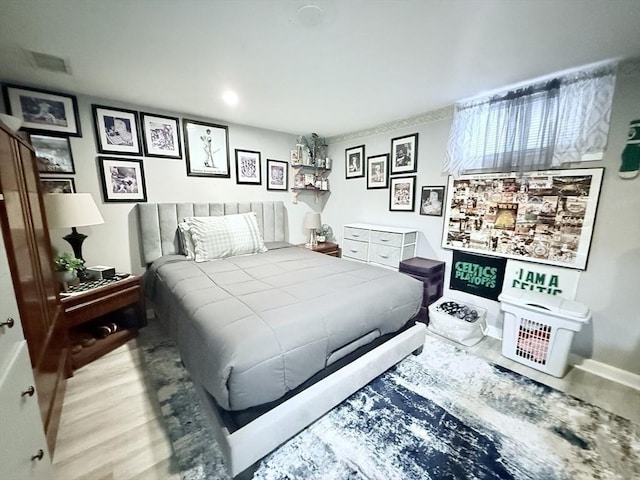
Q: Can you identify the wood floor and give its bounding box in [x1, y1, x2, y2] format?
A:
[53, 321, 640, 479]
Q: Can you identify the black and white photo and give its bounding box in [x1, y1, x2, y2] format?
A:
[183, 119, 230, 178]
[345, 144, 365, 179]
[140, 112, 182, 159]
[97, 157, 147, 203]
[367, 153, 389, 189]
[390, 133, 418, 174]
[92, 105, 142, 155]
[3, 84, 81, 136]
[40, 177, 76, 194]
[420, 185, 445, 216]
[389, 175, 416, 212]
[267, 159, 288, 191]
[30, 134, 75, 174]
[235, 149, 262, 185]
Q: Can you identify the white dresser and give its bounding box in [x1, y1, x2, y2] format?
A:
[0, 225, 53, 479]
[343, 223, 418, 269]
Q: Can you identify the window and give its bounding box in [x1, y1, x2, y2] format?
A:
[444, 63, 616, 177]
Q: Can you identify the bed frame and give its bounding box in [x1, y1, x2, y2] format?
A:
[137, 201, 426, 478]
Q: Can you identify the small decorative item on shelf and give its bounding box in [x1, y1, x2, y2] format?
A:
[315, 224, 332, 243]
[54, 252, 85, 288]
[296, 132, 328, 166]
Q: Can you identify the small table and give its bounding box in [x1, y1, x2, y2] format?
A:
[60, 274, 146, 373]
[298, 241, 341, 257]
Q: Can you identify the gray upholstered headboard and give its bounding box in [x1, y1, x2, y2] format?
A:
[136, 201, 287, 264]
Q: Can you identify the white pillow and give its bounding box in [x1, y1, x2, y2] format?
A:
[177, 222, 196, 260]
[185, 212, 268, 262]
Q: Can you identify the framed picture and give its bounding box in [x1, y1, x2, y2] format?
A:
[235, 149, 262, 185]
[390, 133, 418, 174]
[92, 104, 142, 155]
[140, 112, 182, 159]
[389, 175, 416, 212]
[183, 119, 230, 178]
[366, 153, 389, 189]
[2, 83, 81, 136]
[345, 145, 365, 179]
[266, 159, 288, 191]
[30, 134, 75, 174]
[441, 168, 605, 270]
[40, 177, 75, 194]
[420, 185, 445, 216]
[97, 157, 147, 203]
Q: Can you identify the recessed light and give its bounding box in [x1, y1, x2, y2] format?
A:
[222, 90, 239, 106]
[297, 4, 324, 26]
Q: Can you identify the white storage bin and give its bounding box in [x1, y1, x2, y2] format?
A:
[427, 297, 487, 346]
[499, 290, 590, 377]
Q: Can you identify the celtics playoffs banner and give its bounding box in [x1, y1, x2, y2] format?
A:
[450, 251, 507, 301]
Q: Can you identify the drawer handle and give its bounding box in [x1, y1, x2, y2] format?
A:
[350, 249, 359, 253]
[31, 449, 44, 462]
[379, 254, 389, 258]
[351, 233, 360, 237]
[22, 386, 35, 397]
[0, 317, 15, 329]
[380, 238, 390, 242]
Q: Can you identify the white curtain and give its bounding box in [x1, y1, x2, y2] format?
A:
[443, 63, 617, 177]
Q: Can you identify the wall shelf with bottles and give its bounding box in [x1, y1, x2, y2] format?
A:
[291, 163, 331, 204]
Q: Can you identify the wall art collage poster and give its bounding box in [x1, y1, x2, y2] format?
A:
[441, 168, 604, 270]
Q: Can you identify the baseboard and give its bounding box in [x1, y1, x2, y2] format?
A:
[485, 325, 502, 339]
[569, 354, 640, 391]
[485, 325, 638, 390]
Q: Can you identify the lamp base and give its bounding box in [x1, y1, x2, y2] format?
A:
[306, 229, 317, 249]
[63, 227, 87, 262]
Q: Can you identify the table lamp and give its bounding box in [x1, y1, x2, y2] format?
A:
[303, 212, 321, 248]
[43, 193, 105, 261]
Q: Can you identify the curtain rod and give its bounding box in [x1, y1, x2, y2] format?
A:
[457, 57, 620, 105]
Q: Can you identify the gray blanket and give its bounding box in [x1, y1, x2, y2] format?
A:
[144, 245, 422, 411]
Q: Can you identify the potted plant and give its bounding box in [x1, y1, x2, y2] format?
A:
[315, 224, 332, 243]
[54, 252, 85, 284]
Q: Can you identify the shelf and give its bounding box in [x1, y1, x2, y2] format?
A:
[71, 328, 138, 370]
[291, 163, 331, 172]
[291, 188, 328, 204]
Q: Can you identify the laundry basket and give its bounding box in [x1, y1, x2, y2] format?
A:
[499, 290, 591, 377]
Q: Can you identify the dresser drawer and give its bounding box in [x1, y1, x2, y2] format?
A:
[344, 226, 370, 242]
[370, 230, 404, 247]
[369, 243, 401, 268]
[342, 238, 369, 261]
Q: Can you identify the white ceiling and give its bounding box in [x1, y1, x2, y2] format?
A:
[0, 0, 639, 138]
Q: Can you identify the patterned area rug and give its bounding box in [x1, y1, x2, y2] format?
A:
[138, 324, 639, 480]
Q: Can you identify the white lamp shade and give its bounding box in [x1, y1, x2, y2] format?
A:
[0, 113, 23, 132]
[43, 193, 105, 229]
[303, 212, 321, 229]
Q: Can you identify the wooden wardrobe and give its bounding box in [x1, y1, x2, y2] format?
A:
[0, 121, 67, 454]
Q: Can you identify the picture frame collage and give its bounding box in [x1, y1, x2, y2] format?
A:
[2, 82, 291, 204]
[345, 132, 443, 215]
[3, 84, 82, 195]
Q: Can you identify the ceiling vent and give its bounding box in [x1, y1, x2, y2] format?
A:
[25, 50, 72, 74]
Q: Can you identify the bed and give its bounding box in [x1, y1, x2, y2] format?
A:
[138, 201, 426, 478]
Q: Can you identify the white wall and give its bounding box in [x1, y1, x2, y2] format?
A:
[39, 94, 324, 275]
[324, 71, 640, 375]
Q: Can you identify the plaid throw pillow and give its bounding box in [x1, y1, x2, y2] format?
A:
[185, 212, 267, 262]
[177, 222, 196, 260]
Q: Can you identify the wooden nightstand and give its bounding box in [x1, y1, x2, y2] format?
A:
[298, 241, 341, 257]
[60, 274, 146, 373]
